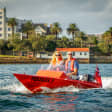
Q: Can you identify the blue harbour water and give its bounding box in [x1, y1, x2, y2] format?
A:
[0, 64, 112, 112]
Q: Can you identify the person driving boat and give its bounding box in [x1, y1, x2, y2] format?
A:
[65, 51, 79, 79]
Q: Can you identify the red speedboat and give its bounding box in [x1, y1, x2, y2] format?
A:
[13, 66, 102, 93]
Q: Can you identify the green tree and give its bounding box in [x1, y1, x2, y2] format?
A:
[0, 40, 4, 49]
[7, 41, 14, 50]
[21, 21, 34, 39]
[8, 18, 17, 39]
[98, 42, 109, 54]
[32, 36, 46, 52]
[9, 38, 22, 50]
[8, 37, 31, 51]
[60, 36, 70, 48]
[50, 22, 62, 40]
[67, 23, 79, 40]
[45, 40, 56, 52]
[0, 39, 5, 53]
[107, 27, 112, 39]
[78, 31, 88, 47]
[93, 37, 98, 45]
[102, 27, 112, 46]
[79, 32, 87, 41]
[46, 35, 55, 40]
[75, 37, 82, 48]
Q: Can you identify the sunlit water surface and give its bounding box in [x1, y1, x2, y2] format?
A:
[0, 64, 112, 112]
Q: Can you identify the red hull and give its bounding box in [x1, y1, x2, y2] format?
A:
[13, 73, 102, 93]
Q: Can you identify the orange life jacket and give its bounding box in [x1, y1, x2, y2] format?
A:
[65, 58, 76, 72]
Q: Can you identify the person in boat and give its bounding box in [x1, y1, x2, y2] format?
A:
[48, 51, 64, 71]
[65, 51, 79, 80]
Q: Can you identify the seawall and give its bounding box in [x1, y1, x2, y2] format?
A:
[0, 56, 112, 64]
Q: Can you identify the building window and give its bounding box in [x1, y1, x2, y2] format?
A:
[0, 28, 2, 31]
[73, 52, 75, 56]
[0, 12, 2, 14]
[8, 34, 11, 37]
[8, 28, 11, 31]
[0, 21, 2, 24]
[84, 52, 87, 55]
[80, 52, 82, 55]
[0, 34, 2, 37]
[0, 16, 2, 19]
[62, 52, 66, 56]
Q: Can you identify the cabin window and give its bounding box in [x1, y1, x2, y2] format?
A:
[0, 28, 2, 31]
[0, 16, 2, 19]
[0, 21, 2, 24]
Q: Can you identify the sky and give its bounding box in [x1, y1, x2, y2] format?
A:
[0, 0, 112, 35]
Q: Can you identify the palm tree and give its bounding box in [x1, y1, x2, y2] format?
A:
[67, 23, 79, 40]
[8, 18, 17, 39]
[79, 31, 88, 47]
[107, 27, 112, 40]
[102, 28, 112, 46]
[50, 22, 62, 40]
[21, 21, 34, 39]
[102, 32, 109, 40]
[61, 36, 70, 48]
[0, 39, 5, 54]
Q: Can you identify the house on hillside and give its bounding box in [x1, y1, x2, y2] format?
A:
[34, 24, 50, 35]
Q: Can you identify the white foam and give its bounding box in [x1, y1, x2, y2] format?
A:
[0, 83, 31, 94]
[40, 86, 80, 93]
[102, 77, 112, 89]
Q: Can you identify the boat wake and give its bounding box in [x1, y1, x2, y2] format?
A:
[0, 81, 80, 94]
[0, 82, 31, 94]
[40, 86, 80, 93]
[102, 77, 112, 89]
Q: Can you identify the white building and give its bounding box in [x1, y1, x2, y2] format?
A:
[0, 8, 6, 39]
[56, 48, 90, 59]
[0, 8, 31, 40]
[36, 48, 90, 60]
[0, 8, 51, 40]
[6, 18, 29, 39]
[34, 24, 50, 35]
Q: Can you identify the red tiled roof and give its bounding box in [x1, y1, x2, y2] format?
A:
[56, 48, 89, 52]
